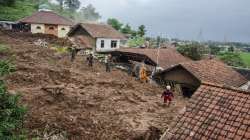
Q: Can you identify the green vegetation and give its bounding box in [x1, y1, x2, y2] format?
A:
[0, 0, 37, 21]
[0, 44, 9, 53]
[209, 45, 221, 55]
[51, 46, 69, 54]
[0, 60, 15, 77]
[107, 18, 147, 37]
[0, 60, 27, 139]
[137, 25, 146, 37]
[107, 18, 124, 31]
[218, 52, 246, 68]
[127, 37, 145, 48]
[239, 52, 250, 68]
[0, 0, 101, 22]
[177, 43, 205, 60]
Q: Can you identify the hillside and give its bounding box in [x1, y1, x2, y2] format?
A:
[0, 0, 37, 21]
[0, 30, 187, 139]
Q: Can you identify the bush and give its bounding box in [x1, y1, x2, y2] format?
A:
[218, 52, 246, 68]
[127, 37, 145, 48]
[0, 60, 15, 77]
[177, 43, 205, 60]
[0, 61, 27, 139]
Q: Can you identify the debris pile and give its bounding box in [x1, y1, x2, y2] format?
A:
[0, 31, 187, 139]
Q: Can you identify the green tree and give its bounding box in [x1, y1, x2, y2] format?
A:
[0, 0, 16, 6]
[0, 60, 26, 139]
[77, 4, 101, 22]
[121, 24, 132, 34]
[64, 0, 80, 11]
[177, 43, 204, 60]
[0, 0, 37, 21]
[209, 45, 221, 55]
[138, 25, 146, 37]
[228, 46, 235, 52]
[56, 0, 64, 11]
[107, 18, 123, 31]
[131, 30, 137, 37]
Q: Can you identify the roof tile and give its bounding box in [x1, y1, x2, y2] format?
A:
[162, 82, 250, 140]
[181, 59, 248, 87]
[117, 48, 192, 69]
[19, 11, 74, 26]
[69, 23, 126, 39]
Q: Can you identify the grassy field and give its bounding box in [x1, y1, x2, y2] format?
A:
[239, 52, 250, 68]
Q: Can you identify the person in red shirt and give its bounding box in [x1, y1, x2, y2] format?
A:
[161, 85, 174, 106]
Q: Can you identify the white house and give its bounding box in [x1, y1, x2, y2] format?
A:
[18, 11, 74, 38]
[67, 23, 126, 52]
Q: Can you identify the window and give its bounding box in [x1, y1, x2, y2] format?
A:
[101, 40, 105, 48]
[61, 28, 65, 31]
[36, 26, 41, 29]
[49, 26, 54, 30]
[111, 40, 117, 48]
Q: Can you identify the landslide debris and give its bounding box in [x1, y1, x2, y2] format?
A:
[0, 31, 187, 140]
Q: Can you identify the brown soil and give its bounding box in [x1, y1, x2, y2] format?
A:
[0, 31, 187, 140]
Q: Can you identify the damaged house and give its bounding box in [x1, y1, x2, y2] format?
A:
[18, 11, 74, 38]
[162, 82, 250, 140]
[111, 48, 191, 73]
[67, 23, 126, 52]
[154, 59, 248, 97]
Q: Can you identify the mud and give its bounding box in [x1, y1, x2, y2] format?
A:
[0, 31, 187, 140]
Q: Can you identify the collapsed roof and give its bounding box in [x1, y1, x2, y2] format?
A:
[112, 48, 192, 69]
[162, 82, 250, 140]
[18, 11, 74, 26]
[68, 23, 126, 39]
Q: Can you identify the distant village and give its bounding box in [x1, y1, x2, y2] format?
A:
[1, 2, 250, 140]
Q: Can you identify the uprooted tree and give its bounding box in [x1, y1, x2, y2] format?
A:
[0, 60, 27, 139]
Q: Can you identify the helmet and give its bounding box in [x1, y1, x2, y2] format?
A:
[166, 85, 171, 90]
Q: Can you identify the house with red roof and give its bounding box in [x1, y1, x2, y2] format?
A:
[67, 23, 126, 52]
[162, 82, 250, 140]
[154, 59, 248, 97]
[112, 48, 191, 69]
[18, 11, 74, 38]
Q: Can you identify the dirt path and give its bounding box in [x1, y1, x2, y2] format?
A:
[0, 31, 187, 140]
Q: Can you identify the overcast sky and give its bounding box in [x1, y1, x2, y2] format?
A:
[81, 0, 250, 42]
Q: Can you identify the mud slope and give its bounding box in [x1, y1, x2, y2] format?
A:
[0, 31, 187, 140]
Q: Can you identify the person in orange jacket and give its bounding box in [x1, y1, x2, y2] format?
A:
[139, 64, 148, 83]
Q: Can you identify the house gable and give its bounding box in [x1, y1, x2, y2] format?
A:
[161, 65, 201, 87]
[68, 25, 93, 38]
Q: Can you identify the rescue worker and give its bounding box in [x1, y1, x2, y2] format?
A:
[86, 53, 94, 67]
[161, 85, 174, 106]
[105, 54, 111, 72]
[71, 47, 77, 62]
[134, 63, 141, 80]
[139, 64, 148, 83]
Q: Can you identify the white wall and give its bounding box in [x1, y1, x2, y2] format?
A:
[240, 81, 250, 90]
[31, 24, 45, 34]
[96, 38, 120, 52]
[58, 25, 71, 38]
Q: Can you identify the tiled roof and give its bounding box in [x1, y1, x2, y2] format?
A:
[73, 36, 93, 49]
[181, 59, 248, 87]
[18, 11, 74, 26]
[117, 48, 192, 69]
[163, 82, 250, 140]
[68, 23, 126, 39]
